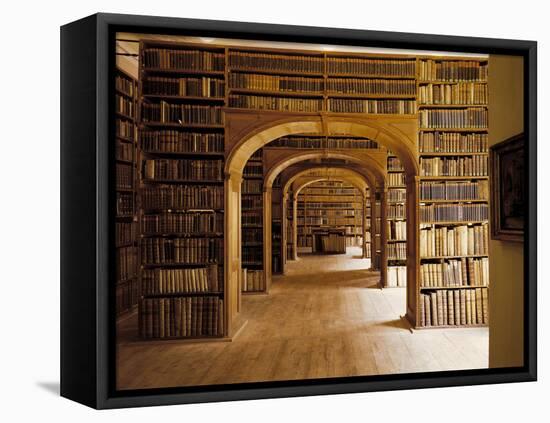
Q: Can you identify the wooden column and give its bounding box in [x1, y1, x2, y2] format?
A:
[224, 171, 243, 336]
[292, 192, 299, 260]
[406, 175, 420, 327]
[263, 186, 273, 292]
[379, 186, 388, 288]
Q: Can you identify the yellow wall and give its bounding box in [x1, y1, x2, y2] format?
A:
[488, 55, 524, 368]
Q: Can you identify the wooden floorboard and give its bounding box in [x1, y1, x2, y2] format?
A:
[117, 247, 488, 390]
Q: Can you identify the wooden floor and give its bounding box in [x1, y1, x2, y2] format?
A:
[117, 247, 488, 390]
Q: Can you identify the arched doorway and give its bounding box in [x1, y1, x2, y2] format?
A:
[263, 154, 385, 288]
[224, 112, 419, 335]
[281, 167, 376, 271]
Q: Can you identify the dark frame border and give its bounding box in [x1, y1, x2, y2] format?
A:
[61, 12, 537, 409]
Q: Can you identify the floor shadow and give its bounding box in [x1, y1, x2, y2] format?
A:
[36, 381, 60, 396]
[377, 318, 410, 330]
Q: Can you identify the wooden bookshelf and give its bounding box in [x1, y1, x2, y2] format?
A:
[242, 148, 266, 293]
[115, 68, 139, 319]
[136, 41, 227, 339]
[385, 154, 407, 288]
[416, 57, 490, 328]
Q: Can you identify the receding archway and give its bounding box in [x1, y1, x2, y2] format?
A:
[223, 112, 419, 336]
[280, 167, 376, 273]
[262, 150, 386, 292]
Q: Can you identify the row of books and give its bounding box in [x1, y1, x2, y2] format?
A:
[229, 51, 324, 73]
[419, 156, 488, 177]
[419, 224, 488, 257]
[142, 212, 223, 235]
[419, 288, 488, 327]
[388, 157, 405, 171]
[229, 72, 323, 92]
[242, 195, 263, 209]
[116, 119, 134, 140]
[419, 180, 488, 201]
[297, 218, 355, 226]
[242, 269, 265, 292]
[303, 187, 358, 195]
[388, 172, 406, 186]
[298, 209, 356, 217]
[242, 228, 263, 243]
[388, 204, 406, 219]
[243, 162, 263, 176]
[388, 188, 406, 202]
[387, 220, 407, 240]
[143, 159, 223, 181]
[116, 193, 134, 216]
[242, 247, 263, 264]
[297, 236, 313, 247]
[387, 242, 407, 260]
[141, 185, 224, 210]
[299, 202, 358, 209]
[419, 132, 488, 153]
[116, 94, 134, 118]
[116, 140, 134, 162]
[142, 48, 225, 71]
[420, 257, 489, 287]
[141, 102, 224, 125]
[142, 76, 225, 97]
[420, 204, 489, 222]
[140, 130, 224, 154]
[328, 99, 416, 114]
[269, 136, 378, 149]
[418, 83, 488, 105]
[116, 222, 135, 246]
[242, 210, 263, 226]
[116, 163, 133, 189]
[327, 78, 416, 95]
[301, 196, 358, 203]
[117, 246, 137, 281]
[115, 75, 134, 97]
[419, 60, 488, 82]
[242, 179, 263, 194]
[116, 279, 139, 315]
[387, 266, 407, 287]
[419, 108, 488, 129]
[141, 238, 223, 265]
[140, 296, 224, 339]
[326, 58, 416, 77]
[141, 265, 220, 295]
[228, 94, 323, 112]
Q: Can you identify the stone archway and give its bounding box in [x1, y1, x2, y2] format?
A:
[223, 112, 419, 335]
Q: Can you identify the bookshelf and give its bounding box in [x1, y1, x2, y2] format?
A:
[271, 175, 283, 274]
[386, 153, 407, 287]
[115, 68, 139, 318]
[416, 58, 490, 328]
[136, 41, 227, 339]
[241, 148, 266, 293]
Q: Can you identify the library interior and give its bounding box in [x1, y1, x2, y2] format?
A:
[113, 33, 524, 390]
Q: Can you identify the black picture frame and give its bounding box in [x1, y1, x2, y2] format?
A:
[490, 133, 525, 242]
[61, 13, 537, 409]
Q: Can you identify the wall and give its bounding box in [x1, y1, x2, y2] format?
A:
[488, 55, 524, 368]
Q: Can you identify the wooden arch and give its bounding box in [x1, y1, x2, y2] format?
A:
[224, 112, 420, 336]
